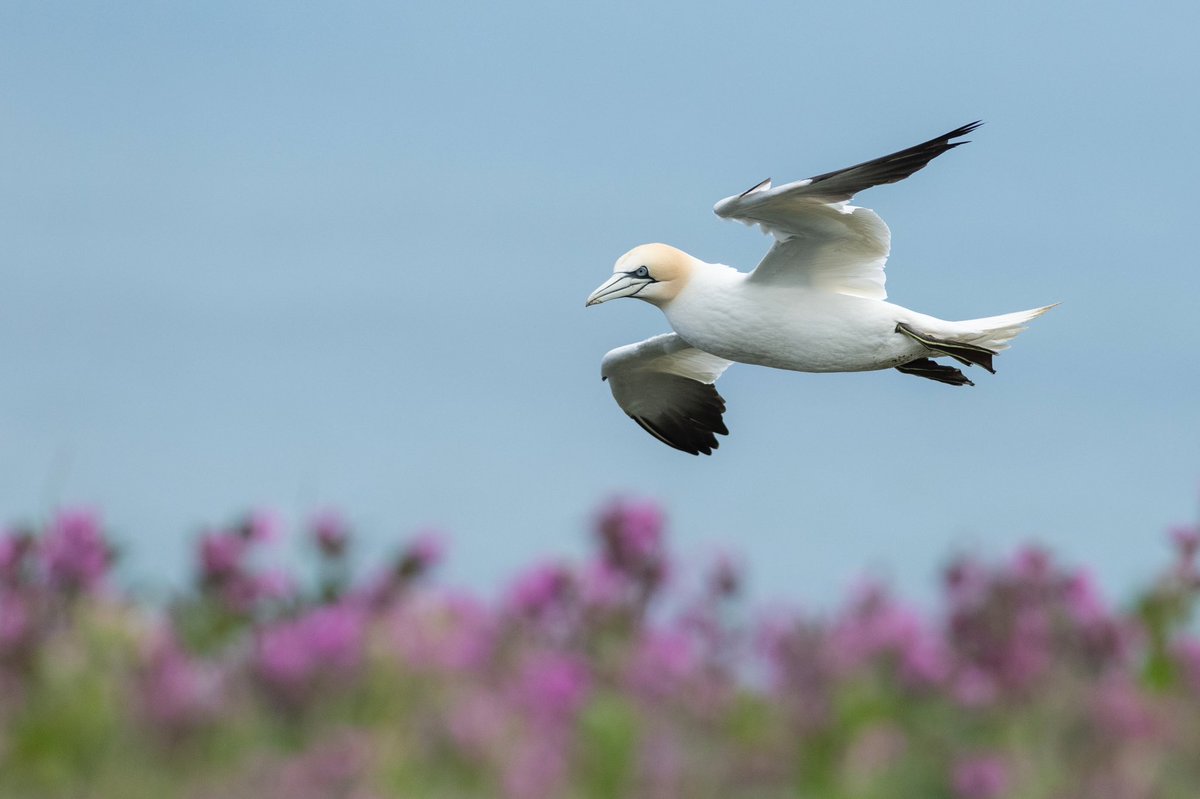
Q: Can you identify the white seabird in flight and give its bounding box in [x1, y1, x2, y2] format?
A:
[586, 122, 1055, 455]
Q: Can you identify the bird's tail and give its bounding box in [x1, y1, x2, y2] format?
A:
[952, 304, 1058, 352]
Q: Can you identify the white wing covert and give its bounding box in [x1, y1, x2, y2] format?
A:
[712, 122, 981, 301]
[601, 333, 734, 455]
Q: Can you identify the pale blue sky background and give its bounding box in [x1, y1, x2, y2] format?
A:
[3, 2, 1198, 605]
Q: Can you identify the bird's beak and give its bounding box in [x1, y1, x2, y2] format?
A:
[586, 273, 648, 307]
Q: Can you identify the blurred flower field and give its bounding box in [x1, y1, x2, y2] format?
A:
[2, 502, 1200, 798]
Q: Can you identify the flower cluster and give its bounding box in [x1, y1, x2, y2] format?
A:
[1, 503, 1199, 798]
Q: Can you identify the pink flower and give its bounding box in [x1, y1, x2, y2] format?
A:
[618, 502, 664, 559]
[138, 630, 222, 734]
[309, 510, 350, 557]
[255, 569, 298, 603]
[241, 508, 281, 543]
[41, 509, 110, 592]
[255, 603, 366, 700]
[256, 621, 312, 691]
[944, 557, 988, 609]
[626, 627, 695, 698]
[596, 499, 667, 583]
[830, 584, 927, 671]
[0, 589, 33, 652]
[407, 531, 445, 570]
[198, 531, 246, 583]
[389, 530, 447, 586]
[445, 690, 508, 759]
[0, 529, 35, 586]
[951, 666, 999, 707]
[579, 559, 624, 610]
[1010, 545, 1052, 584]
[302, 604, 365, 671]
[391, 592, 496, 673]
[1000, 606, 1052, 687]
[513, 651, 591, 724]
[506, 562, 572, 617]
[1091, 675, 1158, 740]
[951, 755, 1009, 799]
[900, 634, 950, 686]
[1062, 569, 1106, 625]
[1170, 525, 1200, 561]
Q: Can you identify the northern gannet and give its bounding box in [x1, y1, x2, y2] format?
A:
[586, 122, 1055, 455]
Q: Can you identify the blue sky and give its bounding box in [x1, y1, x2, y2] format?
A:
[3, 1, 1198, 605]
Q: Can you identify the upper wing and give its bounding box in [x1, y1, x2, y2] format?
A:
[600, 333, 734, 456]
[712, 122, 981, 300]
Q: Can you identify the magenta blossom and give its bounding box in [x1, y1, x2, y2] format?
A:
[578, 559, 624, 610]
[241, 508, 281, 543]
[512, 651, 591, 724]
[255, 603, 366, 700]
[0, 529, 35, 586]
[198, 530, 246, 583]
[309, 509, 350, 557]
[1010, 545, 1053, 584]
[830, 583, 945, 684]
[409, 531, 445, 569]
[951, 755, 1009, 799]
[1091, 674, 1159, 740]
[506, 562, 573, 618]
[0, 589, 34, 653]
[394, 530, 446, 581]
[1062, 569, 1106, 625]
[41, 509, 111, 592]
[445, 690, 508, 759]
[950, 666, 998, 708]
[626, 627, 695, 699]
[1170, 525, 1200, 562]
[138, 630, 222, 734]
[944, 556, 989, 609]
[391, 592, 496, 673]
[596, 499, 666, 579]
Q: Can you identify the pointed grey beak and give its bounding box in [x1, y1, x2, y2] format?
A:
[586, 273, 649, 307]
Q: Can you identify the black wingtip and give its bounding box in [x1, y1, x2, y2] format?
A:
[943, 120, 984, 147]
[803, 120, 987, 198]
[627, 379, 729, 456]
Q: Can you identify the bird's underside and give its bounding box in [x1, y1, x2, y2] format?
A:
[601, 331, 991, 456]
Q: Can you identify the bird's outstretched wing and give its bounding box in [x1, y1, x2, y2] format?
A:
[601, 333, 734, 455]
[712, 122, 981, 300]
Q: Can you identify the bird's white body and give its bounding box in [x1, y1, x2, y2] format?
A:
[586, 122, 1056, 455]
[664, 263, 930, 372]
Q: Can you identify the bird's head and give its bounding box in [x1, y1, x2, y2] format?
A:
[585, 243, 693, 308]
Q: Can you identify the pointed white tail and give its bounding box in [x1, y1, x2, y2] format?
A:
[956, 304, 1058, 352]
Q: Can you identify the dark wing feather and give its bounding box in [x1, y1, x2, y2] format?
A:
[625, 375, 728, 455]
[799, 121, 982, 202]
[600, 333, 734, 456]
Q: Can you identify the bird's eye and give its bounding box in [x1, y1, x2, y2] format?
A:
[635, 266, 650, 278]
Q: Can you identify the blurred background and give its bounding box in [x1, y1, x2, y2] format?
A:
[2, 0, 1198, 605]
